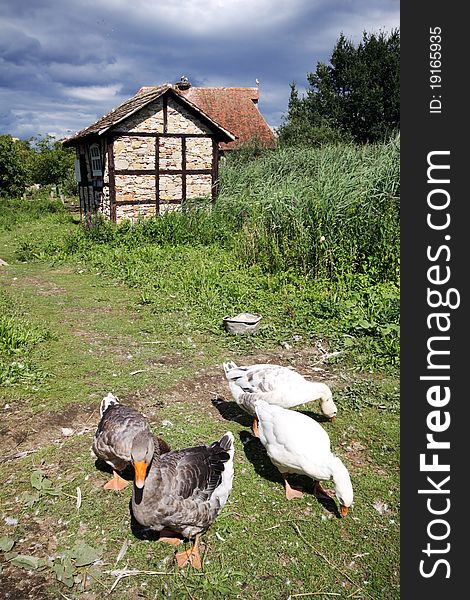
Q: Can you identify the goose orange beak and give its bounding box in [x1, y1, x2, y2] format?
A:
[133, 461, 148, 489]
[340, 505, 349, 517]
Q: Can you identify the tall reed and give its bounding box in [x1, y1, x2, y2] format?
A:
[216, 134, 399, 281]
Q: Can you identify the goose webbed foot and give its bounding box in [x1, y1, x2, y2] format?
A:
[283, 475, 304, 500]
[175, 534, 202, 569]
[103, 470, 129, 491]
[312, 480, 335, 500]
[158, 528, 184, 546]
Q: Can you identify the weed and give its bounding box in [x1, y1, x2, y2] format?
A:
[0, 290, 53, 385]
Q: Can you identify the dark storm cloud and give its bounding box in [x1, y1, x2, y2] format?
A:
[0, 0, 399, 140]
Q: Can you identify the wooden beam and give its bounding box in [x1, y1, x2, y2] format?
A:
[159, 133, 211, 138]
[107, 140, 116, 223]
[155, 136, 160, 214]
[212, 137, 219, 203]
[181, 136, 186, 203]
[115, 198, 182, 206]
[109, 132, 211, 138]
[163, 95, 168, 134]
[114, 168, 212, 176]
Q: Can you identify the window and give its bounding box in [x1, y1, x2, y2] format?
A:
[74, 159, 81, 183]
[89, 144, 102, 176]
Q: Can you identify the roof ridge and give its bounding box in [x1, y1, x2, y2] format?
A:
[187, 86, 258, 89]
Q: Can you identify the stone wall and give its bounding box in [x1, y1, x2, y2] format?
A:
[115, 203, 157, 223]
[114, 137, 155, 170]
[159, 174, 182, 201]
[186, 137, 212, 169]
[81, 93, 216, 223]
[159, 137, 182, 170]
[166, 98, 211, 134]
[115, 173, 155, 204]
[186, 173, 213, 198]
[115, 98, 164, 133]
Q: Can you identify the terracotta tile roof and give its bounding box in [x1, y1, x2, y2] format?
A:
[62, 83, 275, 151]
[178, 86, 276, 151]
[63, 84, 235, 146]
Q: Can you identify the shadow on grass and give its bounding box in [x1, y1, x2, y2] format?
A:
[295, 408, 332, 424]
[211, 398, 332, 428]
[211, 397, 253, 429]
[238, 431, 341, 518]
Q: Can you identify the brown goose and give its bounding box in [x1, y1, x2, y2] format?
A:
[92, 393, 170, 491]
[131, 431, 234, 569]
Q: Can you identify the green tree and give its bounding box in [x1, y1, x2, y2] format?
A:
[31, 135, 76, 194]
[279, 29, 400, 145]
[0, 135, 33, 197]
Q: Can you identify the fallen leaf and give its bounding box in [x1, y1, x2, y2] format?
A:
[9, 554, 46, 570]
[19, 491, 40, 506]
[30, 470, 45, 490]
[72, 541, 101, 567]
[0, 537, 15, 552]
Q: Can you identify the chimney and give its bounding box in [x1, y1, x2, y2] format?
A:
[174, 75, 191, 90]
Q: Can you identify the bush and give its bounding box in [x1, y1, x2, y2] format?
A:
[276, 120, 354, 147]
[0, 135, 33, 197]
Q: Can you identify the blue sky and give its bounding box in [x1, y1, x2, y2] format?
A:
[0, 0, 399, 141]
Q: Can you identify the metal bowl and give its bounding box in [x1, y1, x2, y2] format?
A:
[223, 312, 262, 335]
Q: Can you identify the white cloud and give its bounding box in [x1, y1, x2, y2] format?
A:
[63, 84, 123, 104]
[90, 0, 309, 37]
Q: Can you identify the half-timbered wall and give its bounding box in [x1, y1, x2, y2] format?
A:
[94, 94, 218, 223]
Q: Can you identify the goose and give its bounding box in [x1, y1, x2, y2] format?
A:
[92, 393, 170, 491]
[131, 431, 234, 569]
[255, 400, 353, 516]
[222, 361, 337, 436]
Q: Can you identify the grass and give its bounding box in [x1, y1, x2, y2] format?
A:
[0, 141, 399, 598]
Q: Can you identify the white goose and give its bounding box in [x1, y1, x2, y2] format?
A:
[255, 400, 353, 516]
[222, 361, 337, 436]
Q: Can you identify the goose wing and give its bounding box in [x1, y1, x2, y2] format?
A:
[160, 438, 231, 502]
[92, 405, 150, 467]
[255, 401, 331, 475]
[226, 363, 303, 394]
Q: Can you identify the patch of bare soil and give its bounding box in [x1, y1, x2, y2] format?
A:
[0, 346, 339, 466]
[0, 569, 52, 600]
[179, 346, 335, 396]
[151, 346, 339, 425]
[0, 402, 98, 461]
[341, 438, 387, 474]
[9, 275, 68, 297]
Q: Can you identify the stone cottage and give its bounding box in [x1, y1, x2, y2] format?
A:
[63, 79, 275, 223]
